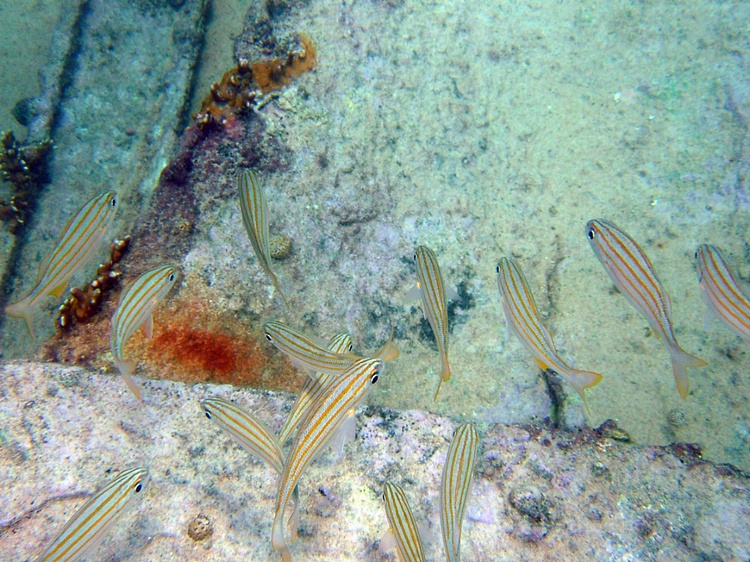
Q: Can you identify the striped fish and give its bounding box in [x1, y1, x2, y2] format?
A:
[264, 321, 398, 377]
[201, 397, 300, 535]
[37, 467, 147, 562]
[382, 482, 426, 562]
[202, 397, 285, 473]
[413, 246, 451, 400]
[278, 333, 352, 445]
[238, 170, 288, 306]
[586, 219, 706, 398]
[696, 244, 750, 345]
[440, 423, 478, 562]
[272, 357, 384, 562]
[264, 321, 357, 376]
[110, 264, 178, 401]
[5, 191, 118, 340]
[496, 257, 602, 414]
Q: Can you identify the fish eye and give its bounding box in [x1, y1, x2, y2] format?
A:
[347, 343, 353, 352]
[265, 333, 273, 342]
[134, 481, 143, 493]
[413, 253, 417, 261]
[587, 228, 595, 240]
[694, 250, 699, 259]
[496, 264, 500, 274]
[370, 374, 379, 384]
[111, 197, 117, 207]
[168, 273, 175, 281]
[204, 409, 212, 420]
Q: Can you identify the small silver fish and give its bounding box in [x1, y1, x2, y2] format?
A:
[413, 246, 451, 400]
[496, 257, 602, 414]
[587, 219, 706, 398]
[110, 264, 178, 401]
[36, 467, 147, 562]
[238, 169, 288, 305]
[696, 244, 750, 345]
[5, 191, 118, 340]
[440, 423, 478, 562]
[382, 482, 426, 562]
[272, 357, 383, 562]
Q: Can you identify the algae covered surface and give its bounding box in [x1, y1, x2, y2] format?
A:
[0, 1, 749, 558]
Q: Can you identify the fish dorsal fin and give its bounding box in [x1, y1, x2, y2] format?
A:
[539, 323, 557, 353]
[663, 288, 673, 320]
[446, 285, 459, 301]
[141, 314, 154, 339]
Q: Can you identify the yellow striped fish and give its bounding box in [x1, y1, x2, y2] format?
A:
[202, 397, 285, 473]
[440, 423, 478, 562]
[696, 244, 750, 345]
[238, 170, 288, 306]
[586, 219, 706, 398]
[413, 246, 451, 400]
[382, 482, 426, 562]
[264, 321, 357, 376]
[496, 257, 602, 413]
[37, 467, 147, 562]
[278, 333, 352, 445]
[110, 264, 178, 401]
[201, 397, 300, 535]
[5, 191, 118, 340]
[272, 357, 383, 562]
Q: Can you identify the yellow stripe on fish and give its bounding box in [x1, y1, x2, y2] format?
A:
[202, 397, 286, 473]
[586, 219, 706, 398]
[382, 482, 426, 562]
[5, 191, 118, 340]
[110, 264, 178, 401]
[201, 397, 301, 535]
[413, 246, 451, 400]
[37, 467, 147, 562]
[440, 423, 478, 562]
[278, 333, 352, 445]
[238, 169, 288, 306]
[263, 321, 360, 375]
[272, 357, 383, 562]
[696, 244, 750, 345]
[496, 257, 602, 414]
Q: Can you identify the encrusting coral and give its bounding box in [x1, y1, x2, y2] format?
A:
[57, 236, 131, 330]
[192, 33, 317, 129]
[0, 130, 53, 233]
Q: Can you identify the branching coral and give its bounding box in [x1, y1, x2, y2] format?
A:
[192, 33, 317, 129]
[0, 131, 53, 233]
[57, 236, 131, 330]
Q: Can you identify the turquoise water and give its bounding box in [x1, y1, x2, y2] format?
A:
[1, 0, 748, 496]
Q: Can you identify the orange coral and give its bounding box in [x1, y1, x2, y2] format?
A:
[192, 33, 317, 129]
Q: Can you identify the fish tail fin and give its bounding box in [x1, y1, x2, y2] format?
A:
[115, 359, 142, 401]
[434, 356, 451, 401]
[567, 368, 603, 417]
[272, 510, 292, 561]
[669, 347, 707, 399]
[375, 324, 399, 362]
[5, 299, 36, 342]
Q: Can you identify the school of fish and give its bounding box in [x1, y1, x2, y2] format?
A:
[6, 168, 743, 560]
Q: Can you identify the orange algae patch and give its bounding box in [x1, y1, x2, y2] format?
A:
[138, 305, 300, 392]
[251, 33, 317, 94]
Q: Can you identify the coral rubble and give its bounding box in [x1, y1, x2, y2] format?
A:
[0, 131, 52, 233]
[57, 236, 131, 330]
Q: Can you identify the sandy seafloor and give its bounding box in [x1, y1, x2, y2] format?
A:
[0, 0, 749, 559]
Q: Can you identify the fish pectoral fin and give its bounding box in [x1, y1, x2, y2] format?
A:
[404, 285, 422, 306]
[378, 528, 397, 554]
[446, 284, 460, 301]
[49, 281, 69, 299]
[140, 314, 154, 339]
[534, 358, 551, 371]
[329, 413, 356, 461]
